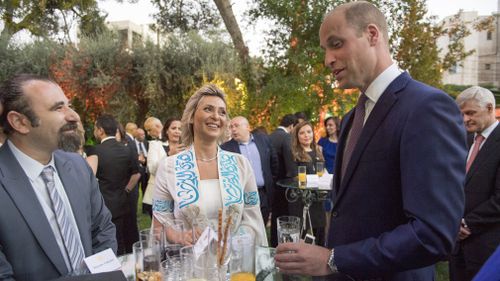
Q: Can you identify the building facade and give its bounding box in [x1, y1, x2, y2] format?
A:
[438, 8, 499, 87]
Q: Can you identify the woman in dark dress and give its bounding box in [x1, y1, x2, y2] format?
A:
[290, 121, 326, 246]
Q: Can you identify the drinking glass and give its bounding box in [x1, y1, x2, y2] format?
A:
[165, 219, 186, 245]
[164, 244, 183, 259]
[230, 226, 256, 281]
[255, 246, 281, 281]
[133, 240, 162, 281]
[161, 256, 182, 281]
[316, 162, 324, 177]
[180, 246, 195, 280]
[191, 217, 210, 244]
[277, 216, 301, 244]
[297, 166, 307, 188]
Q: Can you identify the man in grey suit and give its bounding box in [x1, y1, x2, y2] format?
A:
[0, 74, 117, 281]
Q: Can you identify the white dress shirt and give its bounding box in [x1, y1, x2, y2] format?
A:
[8, 140, 84, 270]
[362, 63, 402, 124]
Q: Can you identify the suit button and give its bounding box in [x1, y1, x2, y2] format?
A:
[331, 211, 338, 217]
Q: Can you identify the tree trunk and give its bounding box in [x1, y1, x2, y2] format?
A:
[212, 0, 255, 93]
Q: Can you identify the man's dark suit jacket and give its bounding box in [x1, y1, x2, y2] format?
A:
[125, 134, 138, 156]
[221, 133, 278, 206]
[268, 128, 296, 247]
[92, 138, 139, 219]
[454, 125, 500, 268]
[328, 72, 467, 280]
[0, 144, 116, 281]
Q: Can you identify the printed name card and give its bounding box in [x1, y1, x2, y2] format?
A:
[84, 248, 121, 274]
[193, 226, 217, 260]
[306, 175, 319, 187]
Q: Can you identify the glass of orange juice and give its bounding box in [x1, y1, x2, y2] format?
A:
[316, 162, 324, 177]
[298, 166, 307, 188]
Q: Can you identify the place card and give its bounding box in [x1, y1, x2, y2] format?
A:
[193, 226, 216, 260]
[84, 248, 121, 274]
[306, 174, 319, 187]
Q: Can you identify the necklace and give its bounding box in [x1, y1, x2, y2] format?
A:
[197, 155, 217, 162]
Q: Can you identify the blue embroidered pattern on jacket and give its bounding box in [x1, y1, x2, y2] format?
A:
[175, 150, 199, 209]
[219, 151, 242, 206]
[244, 191, 259, 205]
[152, 199, 174, 213]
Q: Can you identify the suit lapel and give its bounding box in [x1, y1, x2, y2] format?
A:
[0, 145, 68, 275]
[466, 124, 500, 184]
[335, 73, 409, 204]
[230, 139, 241, 153]
[333, 110, 354, 195]
[54, 152, 89, 254]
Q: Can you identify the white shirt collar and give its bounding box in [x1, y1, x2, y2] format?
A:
[7, 140, 56, 182]
[364, 63, 402, 104]
[101, 136, 116, 143]
[277, 126, 289, 133]
[477, 120, 499, 140]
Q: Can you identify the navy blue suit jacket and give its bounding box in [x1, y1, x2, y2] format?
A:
[221, 133, 278, 206]
[328, 72, 467, 280]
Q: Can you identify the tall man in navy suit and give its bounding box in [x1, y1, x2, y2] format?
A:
[449, 86, 500, 281]
[221, 116, 278, 225]
[93, 114, 140, 255]
[0, 74, 116, 280]
[275, 2, 467, 280]
[268, 114, 297, 247]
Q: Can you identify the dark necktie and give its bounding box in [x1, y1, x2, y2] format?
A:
[466, 134, 485, 172]
[341, 93, 368, 179]
[40, 166, 86, 274]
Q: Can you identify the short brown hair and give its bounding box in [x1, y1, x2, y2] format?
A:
[337, 1, 389, 42]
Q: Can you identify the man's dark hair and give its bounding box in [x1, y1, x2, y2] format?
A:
[0, 74, 55, 135]
[280, 114, 298, 127]
[95, 114, 118, 137]
[294, 111, 308, 121]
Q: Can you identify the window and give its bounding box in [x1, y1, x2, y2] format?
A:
[487, 31, 492, 40]
[449, 64, 458, 74]
[486, 64, 491, 70]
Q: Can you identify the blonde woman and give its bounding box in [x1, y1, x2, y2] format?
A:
[152, 84, 267, 246]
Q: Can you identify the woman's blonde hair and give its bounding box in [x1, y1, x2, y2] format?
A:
[180, 84, 229, 146]
[292, 121, 324, 162]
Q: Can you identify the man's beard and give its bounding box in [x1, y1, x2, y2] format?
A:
[57, 122, 82, 153]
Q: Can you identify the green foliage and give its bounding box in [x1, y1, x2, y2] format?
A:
[0, 36, 63, 83]
[387, 0, 443, 87]
[0, 0, 102, 42]
[151, 0, 221, 32]
[248, 0, 351, 129]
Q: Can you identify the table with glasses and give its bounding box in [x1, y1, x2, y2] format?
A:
[276, 177, 332, 243]
[119, 225, 281, 281]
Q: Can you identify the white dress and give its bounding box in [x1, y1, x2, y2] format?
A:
[152, 146, 268, 246]
[143, 140, 168, 205]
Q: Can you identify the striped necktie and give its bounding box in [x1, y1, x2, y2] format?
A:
[40, 166, 86, 274]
